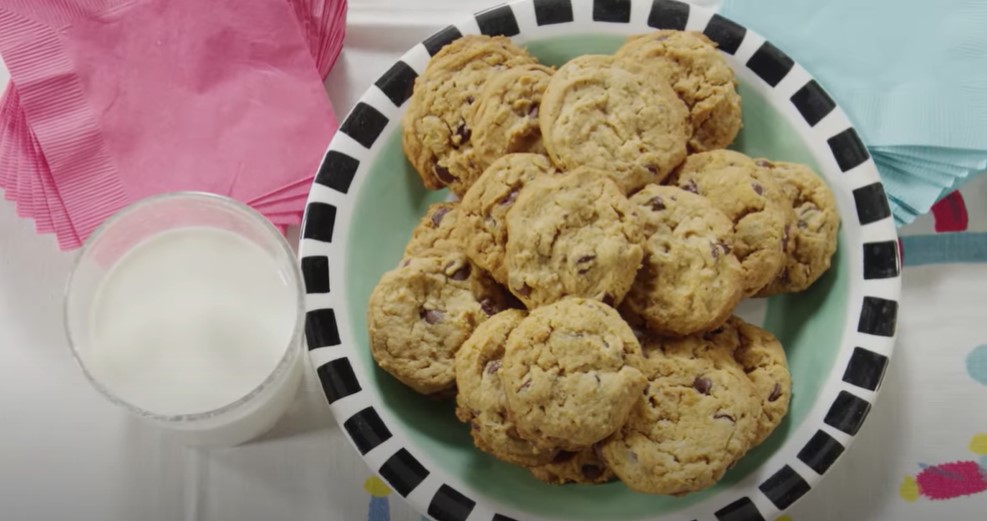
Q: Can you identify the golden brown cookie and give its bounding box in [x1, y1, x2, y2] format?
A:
[621, 185, 744, 336]
[367, 253, 512, 395]
[718, 317, 792, 446]
[468, 64, 554, 173]
[529, 449, 616, 485]
[616, 31, 742, 152]
[501, 298, 647, 450]
[599, 328, 763, 495]
[456, 153, 556, 284]
[673, 150, 795, 295]
[539, 55, 689, 193]
[754, 159, 840, 295]
[403, 202, 461, 258]
[505, 167, 644, 308]
[402, 35, 537, 196]
[454, 309, 558, 466]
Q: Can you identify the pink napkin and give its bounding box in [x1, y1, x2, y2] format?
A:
[0, 0, 346, 250]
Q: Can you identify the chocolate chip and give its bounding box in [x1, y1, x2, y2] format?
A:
[798, 220, 808, 230]
[506, 426, 521, 439]
[646, 165, 658, 175]
[681, 179, 698, 194]
[702, 327, 725, 340]
[499, 189, 519, 206]
[455, 122, 471, 145]
[528, 105, 539, 118]
[693, 376, 713, 395]
[711, 242, 721, 259]
[627, 450, 639, 463]
[514, 283, 531, 297]
[553, 451, 577, 463]
[781, 225, 790, 251]
[713, 412, 735, 422]
[401, 259, 411, 267]
[751, 182, 764, 195]
[518, 378, 532, 391]
[768, 383, 782, 402]
[484, 360, 501, 375]
[420, 308, 443, 324]
[602, 294, 615, 307]
[433, 164, 456, 185]
[594, 374, 601, 384]
[755, 159, 772, 168]
[431, 206, 451, 227]
[449, 263, 471, 281]
[577, 255, 595, 274]
[480, 298, 500, 316]
[649, 196, 666, 211]
[466, 96, 475, 104]
[470, 421, 479, 431]
[581, 464, 604, 480]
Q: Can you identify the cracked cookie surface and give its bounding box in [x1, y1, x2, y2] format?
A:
[673, 150, 795, 295]
[402, 35, 537, 196]
[505, 167, 644, 308]
[754, 159, 840, 295]
[621, 185, 744, 336]
[456, 153, 555, 285]
[501, 298, 647, 450]
[468, 64, 554, 174]
[599, 326, 762, 495]
[403, 202, 462, 258]
[368, 253, 512, 395]
[539, 54, 689, 192]
[616, 31, 742, 152]
[455, 309, 558, 466]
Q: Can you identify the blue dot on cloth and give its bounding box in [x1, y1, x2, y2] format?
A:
[966, 344, 987, 385]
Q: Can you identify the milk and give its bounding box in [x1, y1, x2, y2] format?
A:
[86, 226, 298, 417]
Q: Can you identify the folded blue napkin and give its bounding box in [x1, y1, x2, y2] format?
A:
[721, 0, 987, 225]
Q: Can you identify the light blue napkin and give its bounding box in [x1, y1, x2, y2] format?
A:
[721, 0, 987, 225]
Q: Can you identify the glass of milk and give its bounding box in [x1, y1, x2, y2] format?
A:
[65, 192, 305, 447]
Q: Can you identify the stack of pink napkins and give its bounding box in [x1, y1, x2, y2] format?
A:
[0, 0, 347, 249]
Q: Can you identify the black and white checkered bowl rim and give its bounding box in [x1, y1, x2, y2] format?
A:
[299, 1, 902, 520]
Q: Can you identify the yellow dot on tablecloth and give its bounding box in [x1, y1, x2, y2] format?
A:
[899, 475, 919, 502]
[775, 515, 793, 521]
[970, 433, 987, 455]
[364, 476, 392, 497]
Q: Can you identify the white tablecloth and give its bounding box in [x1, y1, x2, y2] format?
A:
[2, 2, 986, 520]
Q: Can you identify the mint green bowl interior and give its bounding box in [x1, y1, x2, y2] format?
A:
[345, 35, 849, 519]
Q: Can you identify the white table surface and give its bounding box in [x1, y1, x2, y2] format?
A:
[3, 2, 986, 521]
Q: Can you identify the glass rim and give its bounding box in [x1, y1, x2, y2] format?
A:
[63, 191, 306, 425]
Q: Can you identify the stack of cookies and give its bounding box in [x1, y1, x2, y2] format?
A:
[367, 31, 840, 495]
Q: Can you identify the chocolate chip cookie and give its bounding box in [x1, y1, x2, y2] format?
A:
[539, 54, 689, 193]
[456, 153, 555, 285]
[529, 449, 616, 485]
[616, 31, 742, 152]
[367, 253, 512, 395]
[505, 167, 644, 308]
[455, 309, 558, 466]
[754, 159, 840, 295]
[402, 35, 537, 196]
[468, 64, 554, 173]
[403, 202, 461, 258]
[718, 317, 792, 446]
[599, 329, 762, 495]
[621, 185, 744, 336]
[501, 298, 647, 450]
[673, 150, 795, 296]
